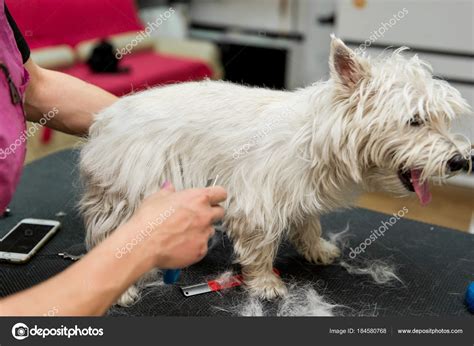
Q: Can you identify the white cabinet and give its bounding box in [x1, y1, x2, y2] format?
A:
[336, 0, 474, 142]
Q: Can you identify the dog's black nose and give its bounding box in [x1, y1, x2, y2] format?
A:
[447, 154, 470, 172]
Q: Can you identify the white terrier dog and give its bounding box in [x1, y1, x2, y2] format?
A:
[80, 37, 471, 305]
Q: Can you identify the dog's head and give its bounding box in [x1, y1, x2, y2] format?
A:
[328, 36, 472, 205]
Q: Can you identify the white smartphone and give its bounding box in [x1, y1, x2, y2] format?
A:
[0, 218, 61, 263]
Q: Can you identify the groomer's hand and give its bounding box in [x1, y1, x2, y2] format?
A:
[0, 183, 226, 317]
[123, 182, 227, 270]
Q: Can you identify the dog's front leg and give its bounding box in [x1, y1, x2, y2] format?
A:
[241, 245, 288, 300]
[289, 217, 340, 265]
[229, 221, 287, 300]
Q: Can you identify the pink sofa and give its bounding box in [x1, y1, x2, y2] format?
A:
[7, 0, 212, 144]
[7, 0, 212, 95]
[64, 51, 212, 96]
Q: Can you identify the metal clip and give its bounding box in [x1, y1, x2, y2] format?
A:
[57, 252, 84, 261]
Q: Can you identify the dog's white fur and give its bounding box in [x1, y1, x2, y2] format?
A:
[80, 37, 471, 305]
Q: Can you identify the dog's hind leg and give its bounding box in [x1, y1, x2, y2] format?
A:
[228, 219, 287, 300]
[80, 187, 148, 306]
[289, 217, 340, 265]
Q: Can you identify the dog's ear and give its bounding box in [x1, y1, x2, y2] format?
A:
[329, 35, 369, 89]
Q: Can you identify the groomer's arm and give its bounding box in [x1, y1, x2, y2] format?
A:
[0, 184, 226, 316]
[23, 58, 118, 136]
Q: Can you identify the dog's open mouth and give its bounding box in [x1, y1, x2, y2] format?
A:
[397, 168, 432, 206]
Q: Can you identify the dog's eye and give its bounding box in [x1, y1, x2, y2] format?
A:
[409, 115, 423, 127]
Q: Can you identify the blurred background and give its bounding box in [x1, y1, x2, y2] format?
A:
[7, 0, 474, 232]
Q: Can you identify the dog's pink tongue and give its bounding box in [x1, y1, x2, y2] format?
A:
[411, 169, 432, 206]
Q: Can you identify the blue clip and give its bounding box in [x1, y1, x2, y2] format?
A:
[163, 269, 181, 284]
[466, 282, 474, 313]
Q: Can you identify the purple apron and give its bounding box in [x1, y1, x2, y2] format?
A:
[0, 0, 29, 213]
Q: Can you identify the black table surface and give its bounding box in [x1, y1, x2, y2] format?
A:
[0, 149, 472, 317]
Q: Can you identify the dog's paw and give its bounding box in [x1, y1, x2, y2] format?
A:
[304, 238, 341, 265]
[246, 273, 288, 300]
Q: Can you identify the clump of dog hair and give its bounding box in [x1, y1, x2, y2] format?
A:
[239, 297, 265, 316]
[327, 225, 403, 285]
[276, 283, 340, 316]
[327, 224, 351, 249]
[340, 260, 402, 285]
[214, 270, 236, 283]
[221, 283, 340, 317]
[211, 270, 242, 297]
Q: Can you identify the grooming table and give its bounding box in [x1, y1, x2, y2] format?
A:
[0, 150, 472, 316]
